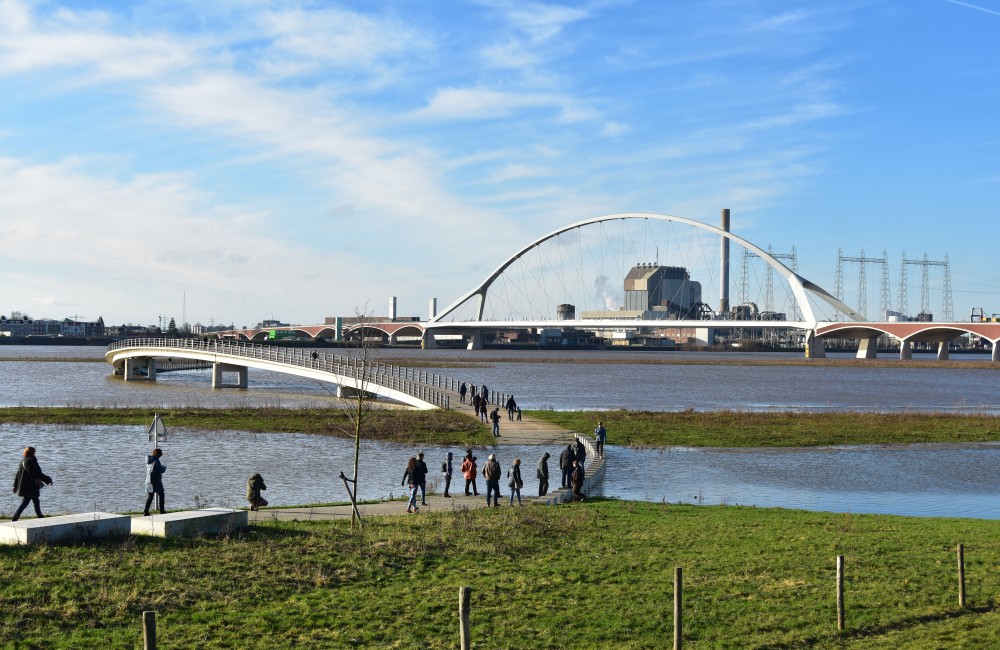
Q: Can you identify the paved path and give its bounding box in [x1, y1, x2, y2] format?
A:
[250, 394, 605, 523]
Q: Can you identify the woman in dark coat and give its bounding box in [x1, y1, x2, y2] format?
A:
[11, 446, 53, 521]
[247, 473, 268, 510]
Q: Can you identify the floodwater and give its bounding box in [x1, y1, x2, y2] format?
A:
[1, 345, 999, 519]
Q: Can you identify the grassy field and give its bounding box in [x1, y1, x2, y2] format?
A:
[2, 501, 999, 648]
[0, 407, 491, 445]
[529, 410, 1000, 447]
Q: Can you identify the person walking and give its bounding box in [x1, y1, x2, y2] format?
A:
[143, 448, 166, 516]
[459, 382, 467, 403]
[11, 446, 52, 522]
[507, 458, 524, 506]
[442, 452, 454, 497]
[401, 456, 420, 513]
[462, 454, 479, 496]
[559, 444, 575, 489]
[416, 452, 429, 505]
[575, 438, 587, 471]
[536, 452, 550, 497]
[481, 384, 489, 406]
[571, 459, 585, 502]
[482, 454, 501, 507]
[246, 473, 268, 510]
[490, 407, 501, 437]
[506, 395, 517, 421]
[594, 421, 607, 458]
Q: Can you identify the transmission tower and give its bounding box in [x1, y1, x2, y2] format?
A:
[738, 245, 800, 319]
[898, 252, 953, 321]
[835, 249, 891, 320]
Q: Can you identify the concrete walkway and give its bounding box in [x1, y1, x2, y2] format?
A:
[250, 397, 607, 523]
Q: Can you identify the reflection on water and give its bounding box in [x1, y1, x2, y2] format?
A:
[2, 424, 998, 520]
[599, 444, 1000, 519]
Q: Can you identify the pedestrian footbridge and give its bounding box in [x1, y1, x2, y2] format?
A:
[105, 339, 453, 410]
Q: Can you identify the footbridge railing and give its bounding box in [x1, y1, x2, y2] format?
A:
[106, 338, 453, 409]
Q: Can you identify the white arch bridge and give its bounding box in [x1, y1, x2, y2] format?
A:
[106, 338, 455, 410]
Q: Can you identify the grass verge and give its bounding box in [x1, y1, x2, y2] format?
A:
[0, 407, 491, 445]
[529, 410, 1000, 447]
[1, 501, 998, 648]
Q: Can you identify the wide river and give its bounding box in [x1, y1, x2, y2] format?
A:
[1, 345, 998, 519]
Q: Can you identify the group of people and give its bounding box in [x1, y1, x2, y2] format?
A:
[459, 382, 522, 427]
[402, 422, 607, 511]
[9, 446, 268, 521]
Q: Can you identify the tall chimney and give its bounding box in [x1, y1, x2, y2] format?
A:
[720, 209, 730, 316]
[428, 298, 437, 320]
[389, 296, 397, 322]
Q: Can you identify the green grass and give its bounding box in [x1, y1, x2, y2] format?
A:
[2, 501, 999, 648]
[529, 410, 1000, 447]
[0, 407, 491, 445]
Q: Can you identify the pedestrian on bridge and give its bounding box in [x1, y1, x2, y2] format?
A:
[143, 448, 166, 516]
[559, 444, 575, 489]
[462, 455, 479, 496]
[506, 395, 517, 421]
[11, 446, 53, 522]
[508, 458, 524, 506]
[537, 452, 550, 497]
[483, 454, 501, 507]
[491, 407, 501, 437]
[572, 459, 585, 502]
[459, 382, 467, 403]
[594, 421, 607, 458]
[401, 457, 420, 513]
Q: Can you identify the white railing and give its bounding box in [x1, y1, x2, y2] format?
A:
[107, 338, 452, 409]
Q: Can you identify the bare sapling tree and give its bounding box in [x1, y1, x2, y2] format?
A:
[338, 307, 384, 529]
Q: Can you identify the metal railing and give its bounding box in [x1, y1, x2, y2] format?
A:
[107, 338, 452, 409]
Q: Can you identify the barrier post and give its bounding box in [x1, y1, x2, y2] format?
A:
[836, 555, 845, 632]
[459, 586, 472, 650]
[142, 611, 157, 650]
[674, 566, 683, 650]
[958, 544, 966, 608]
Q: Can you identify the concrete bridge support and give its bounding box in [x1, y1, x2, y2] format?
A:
[856, 336, 879, 360]
[937, 341, 950, 361]
[422, 331, 438, 349]
[993, 342, 1000, 363]
[804, 331, 826, 359]
[212, 363, 248, 388]
[899, 340, 913, 360]
[466, 331, 482, 351]
[123, 357, 156, 381]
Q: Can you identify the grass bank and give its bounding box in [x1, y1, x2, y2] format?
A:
[2, 501, 999, 648]
[529, 410, 1000, 447]
[0, 407, 490, 445]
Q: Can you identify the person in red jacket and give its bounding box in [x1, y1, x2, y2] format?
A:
[461, 454, 479, 496]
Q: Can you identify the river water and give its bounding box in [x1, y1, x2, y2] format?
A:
[1, 345, 999, 519]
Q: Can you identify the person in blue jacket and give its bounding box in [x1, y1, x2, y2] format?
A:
[143, 448, 166, 516]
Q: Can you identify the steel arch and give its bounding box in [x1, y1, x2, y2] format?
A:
[430, 212, 862, 327]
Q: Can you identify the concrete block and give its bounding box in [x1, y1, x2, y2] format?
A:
[130, 508, 248, 538]
[0, 512, 131, 545]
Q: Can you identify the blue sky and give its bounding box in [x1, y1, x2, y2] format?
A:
[1, 0, 998, 328]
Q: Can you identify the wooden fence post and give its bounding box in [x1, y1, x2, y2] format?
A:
[958, 544, 966, 608]
[142, 611, 157, 650]
[836, 555, 845, 632]
[674, 566, 683, 650]
[459, 586, 472, 650]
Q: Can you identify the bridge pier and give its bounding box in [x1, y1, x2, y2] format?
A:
[212, 363, 248, 388]
[466, 331, 482, 351]
[804, 331, 826, 359]
[855, 336, 878, 360]
[937, 341, 950, 361]
[899, 340, 913, 360]
[993, 342, 1000, 363]
[123, 357, 156, 381]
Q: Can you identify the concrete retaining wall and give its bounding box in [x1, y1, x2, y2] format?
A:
[0, 512, 131, 545]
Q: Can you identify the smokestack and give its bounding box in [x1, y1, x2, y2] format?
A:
[428, 298, 437, 320]
[389, 296, 397, 322]
[720, 209, 730, 316]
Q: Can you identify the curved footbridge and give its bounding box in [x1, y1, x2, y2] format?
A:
[106, 338, 454, 410]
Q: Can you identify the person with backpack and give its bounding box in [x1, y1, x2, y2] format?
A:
[490, 407, 502, 437]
